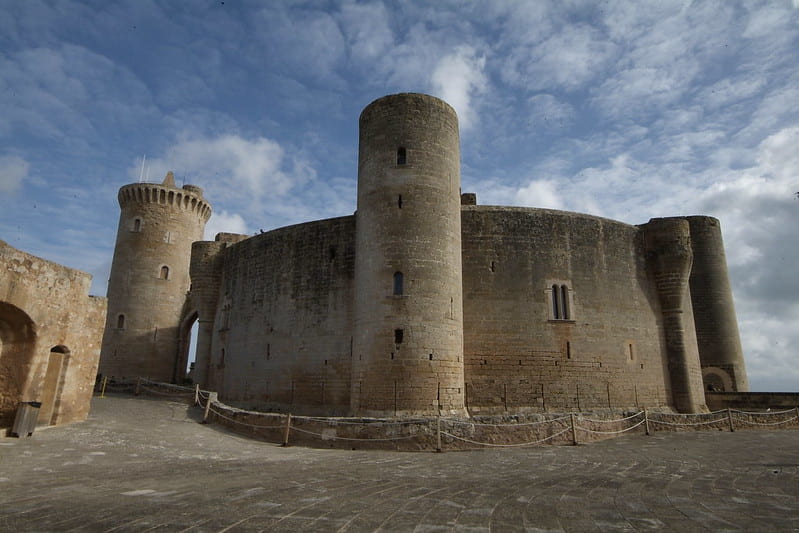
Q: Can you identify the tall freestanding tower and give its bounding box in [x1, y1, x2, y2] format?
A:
[352, 93, 466, 416]
[100, 172, 211, 382]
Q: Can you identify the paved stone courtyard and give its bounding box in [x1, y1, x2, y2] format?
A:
[1, 395, 798, 531]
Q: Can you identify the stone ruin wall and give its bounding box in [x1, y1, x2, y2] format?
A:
[0, 240, 106, 429]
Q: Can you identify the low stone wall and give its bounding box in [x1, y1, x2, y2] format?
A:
[706, 392, 799, 411]
[130, 383, 799, 451]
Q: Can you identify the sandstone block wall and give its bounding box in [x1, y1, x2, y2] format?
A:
[461, 207, 673, 412]
[0, 240, 106, 429]
[208, 217, 355, 415]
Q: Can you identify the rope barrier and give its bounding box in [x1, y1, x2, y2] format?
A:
[440, 427, 572, 448]
[132, 378, 799, 450]
[732, 408, 797, 416]
[138, 385, 195, 398]
[648, 417, 728, 427]
[579, 411, 644, 424]
[289, 425, 422, 441]
[207, 406, 286, 429]
[442, 415, 571, 427]
[295, 416, 428, 426]
[578, 419, 647, 435]
[140, 379, 196, 392]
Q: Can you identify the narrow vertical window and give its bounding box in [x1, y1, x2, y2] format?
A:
[397, 147, 406, 165]
[552, 284, 560, 319]
[116, 314, 125, 329]
[560, 285, 570, 320]
[394, 329, 404, 344]
[398, 194, 403, 209]
[160, 265, 170, 279]
[133, 218, 141, 232]
[393, 271, 404, 295]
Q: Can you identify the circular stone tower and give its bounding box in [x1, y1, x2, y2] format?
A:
[352, 93, 465, 416]
[686, 216, 749, 392]
[100, 172, 211, 383]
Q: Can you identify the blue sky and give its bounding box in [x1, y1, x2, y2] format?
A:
[1, 0, 797, 392]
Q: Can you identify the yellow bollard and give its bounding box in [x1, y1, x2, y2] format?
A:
[99, 376, 108, 398]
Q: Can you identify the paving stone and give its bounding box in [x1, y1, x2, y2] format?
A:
[1, 395, 798, 531]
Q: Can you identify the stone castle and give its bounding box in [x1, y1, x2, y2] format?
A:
[98, 93, 749, 417]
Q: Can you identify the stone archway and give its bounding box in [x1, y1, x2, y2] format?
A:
[0, 302, 37, 428]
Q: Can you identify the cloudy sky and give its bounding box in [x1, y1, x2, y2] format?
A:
[1, 0, 797, 391]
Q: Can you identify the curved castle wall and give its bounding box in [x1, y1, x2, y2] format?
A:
[462, 207, 676, 412]
[209, 217, 355, 415]
[100, 173, 210, 382]
[352, 93, 465, 416]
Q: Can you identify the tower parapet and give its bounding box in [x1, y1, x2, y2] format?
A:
[100, 172, 211, 383]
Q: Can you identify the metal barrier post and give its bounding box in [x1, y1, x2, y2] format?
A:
[194, 384, 200, 406]
[436, 416, 442, 453]
[202, 392, 217, 423]
[727, 408, 735, 432]
[282, 413, 292, 447]
[644, 408, 650, 435]
[570, 413, 578, 445]
[100, 376, 108, 398]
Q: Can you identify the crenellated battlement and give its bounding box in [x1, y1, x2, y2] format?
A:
[117, 179, 211, 222]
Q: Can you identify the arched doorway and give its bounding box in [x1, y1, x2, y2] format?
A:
[0, 302, 37, 428]
[175, 311, 199, 384]
[38, 345, 70, 426]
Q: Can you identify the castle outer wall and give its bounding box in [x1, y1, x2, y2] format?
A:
[461, 207, 682, 412]
[0, 240, 106, 430]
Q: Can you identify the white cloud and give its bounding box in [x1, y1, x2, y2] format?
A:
[430, 45, 487, 130]
[338, 1, 394, 63]
[505, 24, 617, 92]
[527, 94, 574, 131]
[204, 210, 249, 241]
[514, 179, 564, 210]
[0, 155, 29, 193]
[134, 134, 311, 204]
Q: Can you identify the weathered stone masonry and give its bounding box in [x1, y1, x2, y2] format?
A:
[99, 93, 749, 416]
[0, 241, 106, 430]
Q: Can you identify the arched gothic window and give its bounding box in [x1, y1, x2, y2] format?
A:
[116, 314, 125, 329]
[160, 265, 170, 280]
